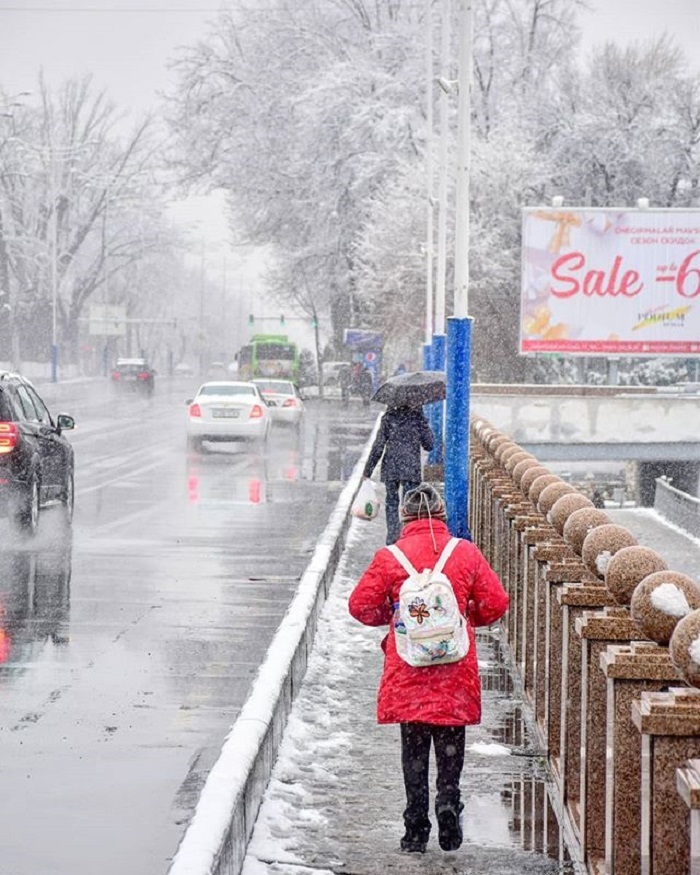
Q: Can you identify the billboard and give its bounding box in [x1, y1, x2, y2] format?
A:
[521, 208, 700, 356]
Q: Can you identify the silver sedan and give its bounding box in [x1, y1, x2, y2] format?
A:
[252, 379, 305, 428]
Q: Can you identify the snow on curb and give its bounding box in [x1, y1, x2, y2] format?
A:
[168, 415, 381, 875]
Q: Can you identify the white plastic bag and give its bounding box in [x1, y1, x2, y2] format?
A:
[352, 479, 380, 521]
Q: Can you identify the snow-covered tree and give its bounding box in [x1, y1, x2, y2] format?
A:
[168, 0, 427, 353]
[0, 76, 175, 367]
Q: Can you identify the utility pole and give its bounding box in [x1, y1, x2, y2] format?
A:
[198, 240, 206, 376]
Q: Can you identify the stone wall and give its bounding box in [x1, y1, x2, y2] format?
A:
[470, 416, 700, 875]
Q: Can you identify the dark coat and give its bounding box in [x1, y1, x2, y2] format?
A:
[348, 519, 509, 725]
[363, 408, 434, 483]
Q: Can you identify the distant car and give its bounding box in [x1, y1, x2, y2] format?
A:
[0, 370, 76, 535]
[252, 379, 305, 428]
[111, 357, 155, 395]
[185, 381, 271, 450]
[174, 361, 195, 376]
[207, 361, 228, 378]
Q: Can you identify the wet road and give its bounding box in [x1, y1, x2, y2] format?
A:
[0, 378, 375, 875]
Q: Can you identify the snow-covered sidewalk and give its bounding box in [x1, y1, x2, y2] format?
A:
[242, 519, 579, 875]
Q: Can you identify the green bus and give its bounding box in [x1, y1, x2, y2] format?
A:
[238, 334, 299, 382]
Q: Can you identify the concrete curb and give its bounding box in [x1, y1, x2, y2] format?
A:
[167, 415, 381, 875]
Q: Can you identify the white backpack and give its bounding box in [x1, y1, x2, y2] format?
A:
[387, 537, 469, 668]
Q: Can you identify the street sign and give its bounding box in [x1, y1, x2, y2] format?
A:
[89, 304, 126, 337]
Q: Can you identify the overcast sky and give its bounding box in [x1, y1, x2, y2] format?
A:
[1, 0, 698, 118]
[1, 0, 698, 248]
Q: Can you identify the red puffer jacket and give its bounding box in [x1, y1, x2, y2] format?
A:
[348, 518, 509, 726]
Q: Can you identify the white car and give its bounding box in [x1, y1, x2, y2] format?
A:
[186, 381, 271, 449]
[252, 379, 305, 428]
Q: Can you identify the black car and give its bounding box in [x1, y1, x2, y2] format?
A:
[0, 371, 76, 535]
[110, 357, 155, 395]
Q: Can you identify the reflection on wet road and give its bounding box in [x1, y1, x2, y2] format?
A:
[471, 635, 579, 872]
[0, 379, 375, 875]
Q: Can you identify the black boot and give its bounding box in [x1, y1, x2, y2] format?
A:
[400, 818, 431, 853]
[436, 803, 463, 851]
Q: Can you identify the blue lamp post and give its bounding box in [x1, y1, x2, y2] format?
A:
[445, 0, 473, 539]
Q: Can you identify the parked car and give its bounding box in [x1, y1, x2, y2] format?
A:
[185, 381, 271, 450]
[0, 370, 76, 535]
[111, 357, 155, 395]
[252, 379, 305, 428]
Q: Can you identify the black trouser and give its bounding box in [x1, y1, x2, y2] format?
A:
[400, 723, 466, 836]
[384, 479, 419, 545]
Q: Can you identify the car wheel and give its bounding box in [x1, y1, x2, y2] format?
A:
[12, 473, 40, 536]
[61, 472, 75, 526]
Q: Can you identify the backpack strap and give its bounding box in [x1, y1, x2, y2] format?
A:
[386, 544, 418, 578]
[432, 537, 460, 575]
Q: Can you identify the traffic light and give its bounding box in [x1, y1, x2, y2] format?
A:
[311, 316, 318, 328]
[248, 314, 255, 325]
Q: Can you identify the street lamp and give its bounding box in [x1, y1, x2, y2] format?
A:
[445, 0, 473, 539]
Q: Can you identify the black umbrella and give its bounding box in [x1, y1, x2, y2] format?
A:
[371, 370, 446, 408]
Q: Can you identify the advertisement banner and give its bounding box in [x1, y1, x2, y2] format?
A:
[521, 208, 700, 356]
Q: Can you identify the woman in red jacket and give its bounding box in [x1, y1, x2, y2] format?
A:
[348, 483, 509, 854]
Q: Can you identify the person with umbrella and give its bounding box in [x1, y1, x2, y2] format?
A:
[362, 390, 435, 545]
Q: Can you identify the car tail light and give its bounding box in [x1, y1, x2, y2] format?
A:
[189, 403, 202, 418]
[138, 371, 150, 380]
[249, 404, 263, 419]
[0, 422, 19, 455]
[282, 398, 297, 408]
[111, 371, 120, 380]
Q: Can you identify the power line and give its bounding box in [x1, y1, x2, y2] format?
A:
[0, 6, 224, 11]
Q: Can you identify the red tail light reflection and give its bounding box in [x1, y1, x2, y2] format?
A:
[249, 478, 262, 503]
[187, 473, 200, 504]
[0, 604, 9, 663]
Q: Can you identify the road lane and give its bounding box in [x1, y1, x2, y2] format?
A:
[0, 378, 376, 875]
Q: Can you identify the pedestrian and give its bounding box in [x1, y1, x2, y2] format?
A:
[592, 489, 605, 509]
[339, 364, 351, 407]
[348, 483, 509, 854]
[362, 404, 434, 544]
[359, 365, 373, 407]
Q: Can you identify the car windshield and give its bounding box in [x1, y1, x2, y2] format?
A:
[198, 384, 255, 397]
[254, 381, 294, 394]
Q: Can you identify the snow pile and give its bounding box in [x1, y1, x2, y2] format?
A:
[468, 742, 512, 757]
[688, 637, 700, 666]
[651, 583, 691, 618]
[595, 550, 612, 577]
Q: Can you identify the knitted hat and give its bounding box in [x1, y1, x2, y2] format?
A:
[401, 482, 447, 522]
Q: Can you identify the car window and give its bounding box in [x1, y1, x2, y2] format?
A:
[198, 384, 255, 397]
[27, 386, 53, 425]
[15, 385, 42, 422]
[254, 380, 294, 394]
[0, 387, 24, 422]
